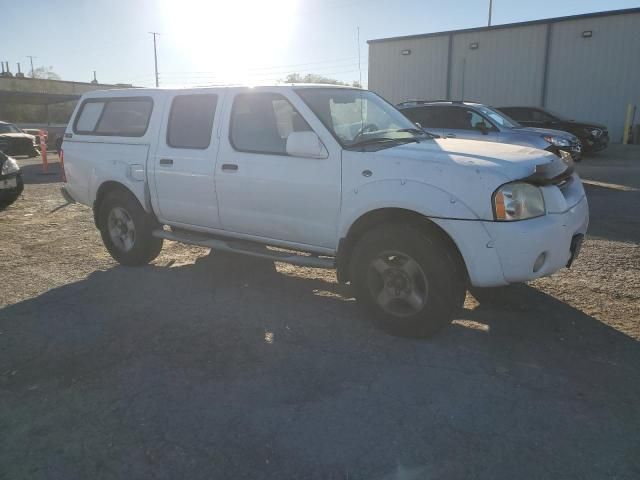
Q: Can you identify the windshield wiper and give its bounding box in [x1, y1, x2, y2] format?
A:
[395, 128, 424, 135]
[394, 128, 440, 139]
[347, 137, 419, 150]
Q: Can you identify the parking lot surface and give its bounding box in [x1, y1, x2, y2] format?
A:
[1, 151, 639, 479]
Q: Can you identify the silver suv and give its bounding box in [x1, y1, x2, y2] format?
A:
[398, 101, 582, 161]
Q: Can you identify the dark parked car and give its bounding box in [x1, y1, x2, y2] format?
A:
[0, 151, 24, 207]
[0, 121, 39, 157]
[398, 101, 582, 161]
[496, 107, 608, 153]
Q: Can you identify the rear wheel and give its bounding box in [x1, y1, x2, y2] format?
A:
[351, 223, 465, 338]
[98, 190, 163, 266]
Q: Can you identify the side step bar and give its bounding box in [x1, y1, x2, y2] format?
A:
[152, 229, 335, 269]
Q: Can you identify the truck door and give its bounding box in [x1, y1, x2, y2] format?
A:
[151, 90, 225, 228]
[214, 89, 341, 249]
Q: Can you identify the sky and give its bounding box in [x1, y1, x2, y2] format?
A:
[2, 0, 638, 88]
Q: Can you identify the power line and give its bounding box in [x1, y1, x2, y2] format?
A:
[159, 62, 368, 80]
[158, 57, 363, 77]
[160, 67, 365, 87]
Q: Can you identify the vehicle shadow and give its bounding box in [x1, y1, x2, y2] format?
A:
[18, 160, 64, 185]
[0, 253, 638, 479]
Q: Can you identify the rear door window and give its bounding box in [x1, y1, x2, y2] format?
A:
[402, 107, 441, 128]
[530, 109, 555, 123]
[505, 108, 532, 121]
[74, 97, 153, 136]
[167, 94, 218, 149]
[440, 107, 477, 130]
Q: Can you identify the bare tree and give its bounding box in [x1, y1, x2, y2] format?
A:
[32, 66, 61, 80]
[284, 73, 361, 87]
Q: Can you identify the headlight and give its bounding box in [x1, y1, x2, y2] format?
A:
[493, 182, 545, 221]
[1, 157, 19, 175]
[591, 129, 602, 137]
[543, 135, 571, 147]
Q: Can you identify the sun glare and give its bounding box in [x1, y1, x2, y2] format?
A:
[161, 0, 300, 85]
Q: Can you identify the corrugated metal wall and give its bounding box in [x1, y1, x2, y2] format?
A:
[545, 13, 640, 142]
[368, 36, 449, 104]
[368, 11, 640, 141]
[449, 24, 547, 105]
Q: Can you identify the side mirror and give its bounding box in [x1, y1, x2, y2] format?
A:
[415, 122, 422, 129]
[286, 131, 328, 159]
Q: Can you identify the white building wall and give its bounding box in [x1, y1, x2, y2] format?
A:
[449, 24, 547, 105]
[545, 12, 640, 142]
[368, 35, 449, 104]
[368, 10, 640, 141]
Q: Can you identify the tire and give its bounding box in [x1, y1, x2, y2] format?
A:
[98, 189, 163, 266]
[351, 223, 465, 338]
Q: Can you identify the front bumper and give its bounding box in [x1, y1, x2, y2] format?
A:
[432, 194, 589, 287]
[549, 142, 582, 162]
[582, 133, 609, 153]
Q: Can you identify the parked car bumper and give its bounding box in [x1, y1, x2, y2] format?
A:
[432, 194, 589, 287]
[0, 172, 24, 204]
[582, 133, 609, 153]
[0, 138, 39, 157]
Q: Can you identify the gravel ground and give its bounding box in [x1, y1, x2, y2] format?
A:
[1, 152, 639, 479]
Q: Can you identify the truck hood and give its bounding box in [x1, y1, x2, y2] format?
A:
[377, 137, 558, 181]
[0, 133, 34, 140]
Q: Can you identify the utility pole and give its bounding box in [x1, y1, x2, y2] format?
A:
[488, 0, 493, 26]
[27, 55, 37, 77]
[149, 32, 160, 87]
[357, 26, 362, 87]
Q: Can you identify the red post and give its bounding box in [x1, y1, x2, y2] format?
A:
[39, 129, 48, 173]
[59, 148, 66, 182]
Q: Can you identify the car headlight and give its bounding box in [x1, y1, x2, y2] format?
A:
[543, 135, 571, 147]
[493, 182, 545, 221]
[591, 129, 602, 137]
[1, 157, 20, 175]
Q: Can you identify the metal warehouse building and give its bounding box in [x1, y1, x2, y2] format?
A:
[368, 7, 640, 142]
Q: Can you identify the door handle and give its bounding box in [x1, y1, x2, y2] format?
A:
[445, 133, 456, 138]
[221, 164, 238, 171]
[159, 158, 173, 166]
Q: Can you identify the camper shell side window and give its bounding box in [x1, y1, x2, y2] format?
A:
[73, 96, 154, 137]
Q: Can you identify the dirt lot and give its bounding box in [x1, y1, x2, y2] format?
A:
[1, 151, 639, 479]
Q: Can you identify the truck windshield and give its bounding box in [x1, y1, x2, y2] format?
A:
[296, 88, 427, 149]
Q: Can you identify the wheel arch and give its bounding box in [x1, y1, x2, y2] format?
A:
[93, 181, 150, 228]
[336, 208, 468, 285]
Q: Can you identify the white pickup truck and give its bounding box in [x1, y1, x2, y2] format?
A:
[62, 85, 588, 337]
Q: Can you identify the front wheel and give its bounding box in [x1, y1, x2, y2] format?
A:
[98, 190, 163, 266]
[351, 223, 465, 338]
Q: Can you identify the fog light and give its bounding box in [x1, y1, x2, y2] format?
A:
[533, 252, 547, 273]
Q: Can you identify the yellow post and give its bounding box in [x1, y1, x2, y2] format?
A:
[623, 103, 633, 144]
